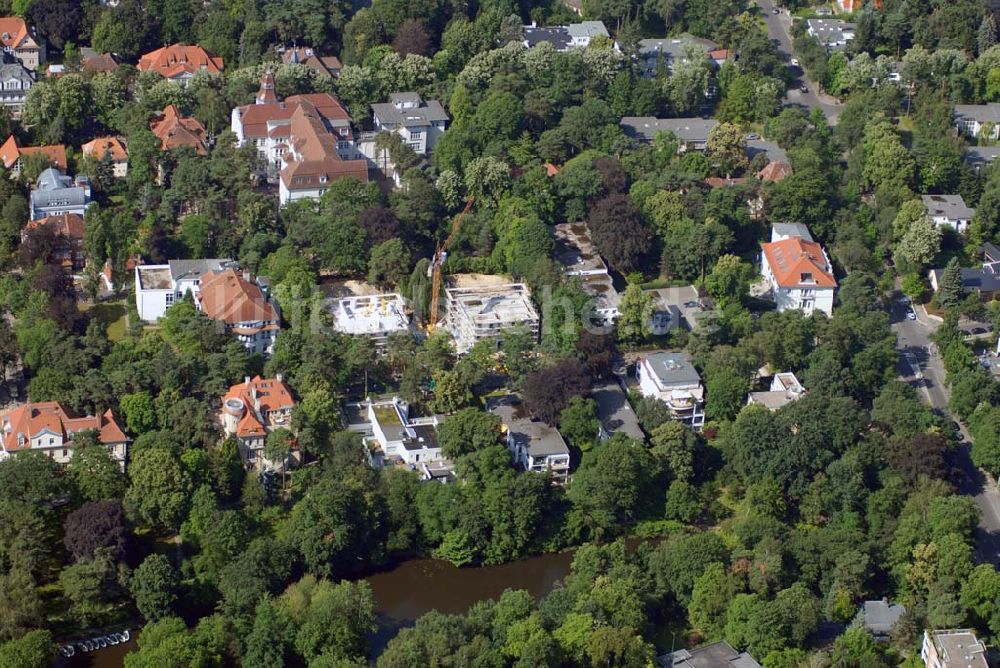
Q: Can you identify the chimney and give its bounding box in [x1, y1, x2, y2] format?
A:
[243, 269, 251, 283]
[276, 373, 283, 382]
[244, 376, 250, 386]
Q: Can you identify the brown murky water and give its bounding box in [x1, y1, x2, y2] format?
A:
[367, 550, 577, 654]
[59, 634, 137, 668]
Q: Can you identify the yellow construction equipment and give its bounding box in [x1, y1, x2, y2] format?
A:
[427, 198, 475, 332]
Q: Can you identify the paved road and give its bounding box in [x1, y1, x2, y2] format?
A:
[754, 0, 844, 123]
[891, 298, 1000, 565]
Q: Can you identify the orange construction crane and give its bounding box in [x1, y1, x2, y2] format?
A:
[427, 198, 474, 331]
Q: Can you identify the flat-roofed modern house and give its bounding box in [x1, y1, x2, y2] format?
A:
[747, 372, 805, 411]
[371, 92, 449, 155]
[134, 258, 237, 322]
[522, 20, 610, 51]
[921, 629, 987, 668]
[329, 293, 410, 351]
[635, 351, 706, 430]
[487, 394, 571, 485]
[346, 396, 449, 479]
[444, 283, 539, 354]
[620, 117, 718, 151]
[955, 103, 1000, 141]
[922, 194, 974, 233]
[553, 222, 620, 327]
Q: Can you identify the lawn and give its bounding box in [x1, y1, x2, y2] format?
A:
[87, 302, 129, 341]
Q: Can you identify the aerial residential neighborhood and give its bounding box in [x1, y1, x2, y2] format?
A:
[0, 0, 999, 665]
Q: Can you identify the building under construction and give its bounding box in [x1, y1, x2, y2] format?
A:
[443, 284, 539, 354]
[330, 293, 411, 351]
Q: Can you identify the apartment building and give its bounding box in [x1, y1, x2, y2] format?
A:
[370, 92, 449, 155]
[636, 352, 705, 430]
[921, 629, 987, 668]
[444, 283, 539, 354]
[760, 224, 836, 316]
[29, 168, 92, 220]
[329, 293, 411, 351]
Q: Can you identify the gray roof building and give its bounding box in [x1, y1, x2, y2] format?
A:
[167, 258, 236, 282]
[592, 381, 645, 442]
[856, 599, 905, 637]
[371, 93, 449, 129]
[659, 641, 762, 668]
[522, 20, 609, 51]
[0, 60, 32, 113]
[29, 167, 92, 220]
[620, 117, 717, 146]
[487, 396, 570, 458]
[638, 35, 717, 75]
[922, 194, 975, 223]
[642, 351, 703, 387]
[806, 18, 856, 48]
[955, 103, 1000, 125]
[963, 145, 1000, 171]
[771, 222, 814, 242]
[746, 139, 787, 164]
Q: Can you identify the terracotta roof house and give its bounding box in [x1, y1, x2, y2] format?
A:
[138, 43, 223, 85]
[757, 160, 792, 182]
[760, 225, 836, 316]
[196, 267, 280, 356]
[150, 105, 209, 155]
[21, 212, 86, 270]
[0, 17, 45, 70]
[278, 46, 342, 77]
[0, 402, 129, 468]
[277, 100, 368, 204]
[231, 71, 363, 197]
[82, 136, 128, 178]
[0, 135, 67, 174]
[220, 375, 296, 469]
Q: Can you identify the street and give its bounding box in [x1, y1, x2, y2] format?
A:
[891, 298, 1000, 565]
[754, 0, 844, 123]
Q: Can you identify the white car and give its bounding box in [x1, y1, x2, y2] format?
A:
[790, 58, 799, 66]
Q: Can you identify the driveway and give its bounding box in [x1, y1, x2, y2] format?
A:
[891, 296, 1000, 565]
[754, 0, 844, 123]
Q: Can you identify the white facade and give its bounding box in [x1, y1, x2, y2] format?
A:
[133, 258, 235, 322]
[444, 284, 540, 354]
[636, 353, 705, 430]
[330, 293, 410, 351]
[370, 93, 449, 156]
[955, 104, 1000, 141]
[922, 195, 973, 234]
[760, 253, 836, 316]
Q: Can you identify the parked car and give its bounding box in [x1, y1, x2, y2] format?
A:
[772, 7, 780, 13]
[906, 307, 917, 321]
[799, 83, 809, 92]
[790, 58, 799, 66]
[746, 133, 760, 140]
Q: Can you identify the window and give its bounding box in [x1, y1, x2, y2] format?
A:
[165, 293, 173, 305]
[410, 130, 423, 139]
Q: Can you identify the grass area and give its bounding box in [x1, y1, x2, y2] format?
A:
[87, 302, 129, 341]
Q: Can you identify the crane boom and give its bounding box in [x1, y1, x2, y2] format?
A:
[427, 198, 474, 331]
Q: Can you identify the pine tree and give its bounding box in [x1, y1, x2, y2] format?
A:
[979, 13, 998, 55]
[938, 257, 964, 308]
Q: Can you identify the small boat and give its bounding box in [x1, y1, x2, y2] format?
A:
[97, 636, 107, 649]
[120, 629, 130, 642]
[80, 641, 92, 652]
[107, 634, 120, 645]
[59, 645, 75, 658]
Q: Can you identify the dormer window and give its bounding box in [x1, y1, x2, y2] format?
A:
[800, 272, 815, 284]
[319, 175, 328, 183]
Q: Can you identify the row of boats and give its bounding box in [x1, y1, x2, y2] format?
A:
[59, 630, 130, 657]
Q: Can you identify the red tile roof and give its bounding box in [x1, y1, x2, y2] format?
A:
[150, 105, 208, 154]
[0, 403, 128, 453]
[138, 43, 223, 79]
[0, 17, 36, 50]
[222, 376, 295, 440]
[23, 212, 84, 240]
[757, 161, 792, 182]
[761, 237, 836, 288]
[82, 136, 128, 163]
[197, 268, 279, 327]
[0, 135, 67, 171]
[704, 176, 748, 188]
[279, 100, 368, 192]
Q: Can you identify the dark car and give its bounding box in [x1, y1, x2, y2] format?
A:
[799, 84, 809, 93]
[971, 327, 987, 335]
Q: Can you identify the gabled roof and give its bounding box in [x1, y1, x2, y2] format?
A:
[0, 17, 37, 50]
[757, 161, 792, 182]
[138, 43, 223, 79]
[197, 268, 279, 326]
[150, 105, 208, 154]
[234, 92, 352, 140]
[922, 194, 974, 221]
[761, 237, 836, 288]
[222, 375, 295, 442]
[80, 48, 117, 74]
[0, 135, 67, 171]
[23, 212, 84, 240]
[279, 100, 368, 190]
[82, 136, 128, 162]
[0, 402, 129, 453]
[279, 46, 342, 77]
